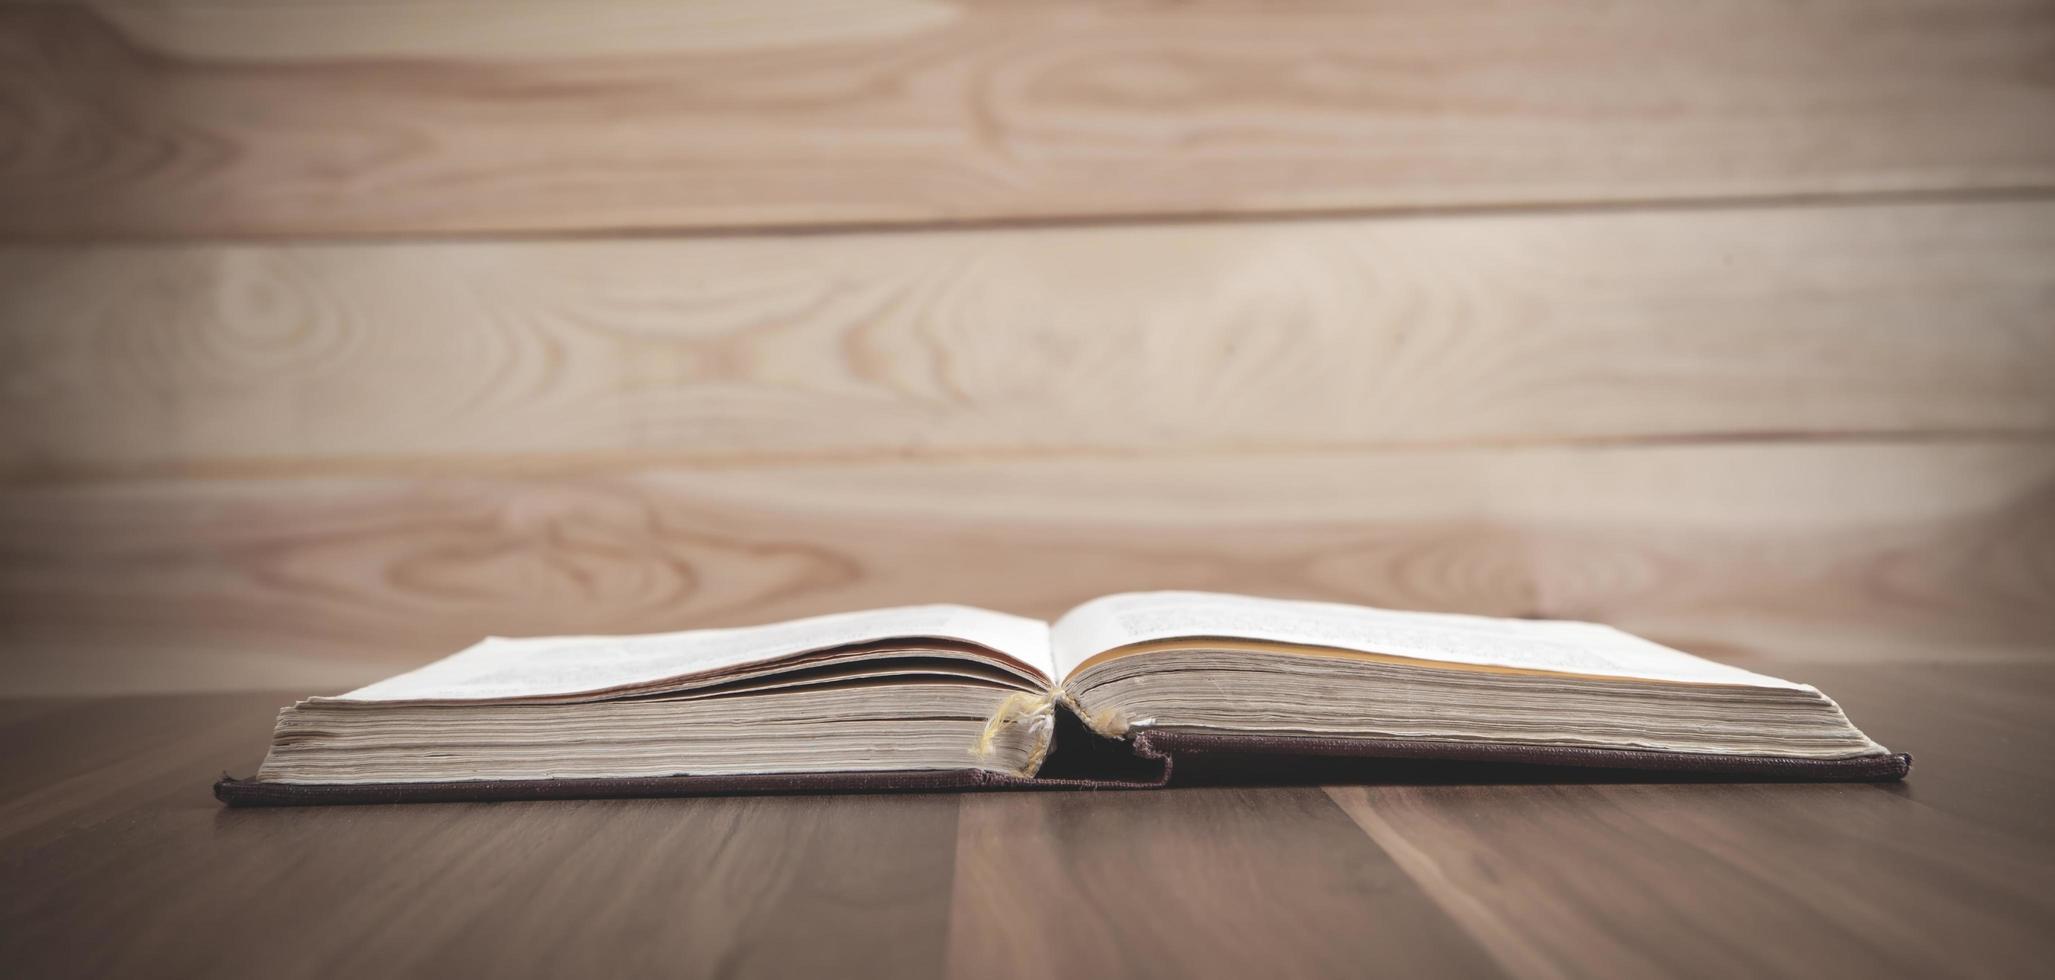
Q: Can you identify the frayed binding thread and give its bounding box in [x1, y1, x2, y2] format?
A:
[972, 691, 1058, 776]
[1054, 688, 1135, 738]
[975, 689, 1153, 776]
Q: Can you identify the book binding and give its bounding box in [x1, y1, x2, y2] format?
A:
[215, 729, 1909, 807]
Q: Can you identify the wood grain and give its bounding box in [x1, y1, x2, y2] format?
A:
[1323, 663, 2055, 979]
[1801, 661, 2055, 841]
[0, 693, 261, 843]
[1329, 780, 2054, 978]
[2, 442, 2048, 694]
[4, 199, 2052, 478]
[0, 694, 962, 980]
[4, 664, 2053, 979]
[945, 786, 1501, 979]
[4, 0, 2054, 237]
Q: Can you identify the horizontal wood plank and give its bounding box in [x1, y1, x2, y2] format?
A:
[1, 442, 2048, 694]
[3, 0, 2053, 237]
[4, 199, 2052, 477]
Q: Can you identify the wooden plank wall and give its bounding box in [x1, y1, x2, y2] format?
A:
[1, 0, 2052, 693]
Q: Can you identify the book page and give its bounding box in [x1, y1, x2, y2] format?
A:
[332, 605, 1054, 703]
[1052, 591, 1805, 689]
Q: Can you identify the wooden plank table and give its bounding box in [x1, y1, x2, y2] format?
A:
[1, 660, 2048, 979]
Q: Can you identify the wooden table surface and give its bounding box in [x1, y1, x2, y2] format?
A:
[2, 660, 2049, 979]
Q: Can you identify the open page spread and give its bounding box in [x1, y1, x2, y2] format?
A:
[331, 605, 1054, 703]
[1053, 591, 1807, 690]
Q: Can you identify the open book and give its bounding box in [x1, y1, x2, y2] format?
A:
[216, 592, 1908, 805]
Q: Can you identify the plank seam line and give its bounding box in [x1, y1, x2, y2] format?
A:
[3, 430, 2051, 486]
[8, 184, 2055, 248]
